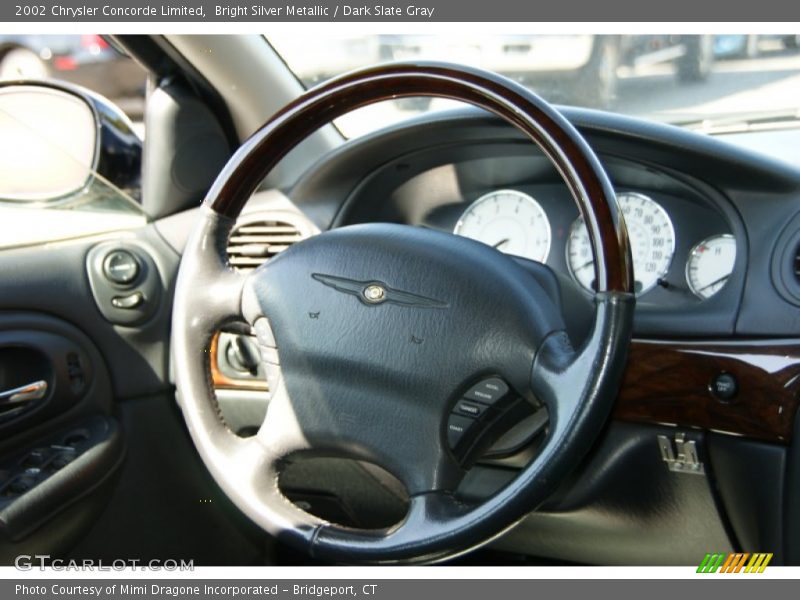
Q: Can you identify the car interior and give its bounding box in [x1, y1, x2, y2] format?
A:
[0, 33, 799, 566]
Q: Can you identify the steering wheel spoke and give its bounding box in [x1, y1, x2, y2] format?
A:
[174, 206, 249, 332]
[222, 435, 324, 547]
[531, 293, 635, 436]
[255, 366, 464, 496]
[311, 490, 466, 564]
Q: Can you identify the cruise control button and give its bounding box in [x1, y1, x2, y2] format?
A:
[446, 414, 477, 449]
[464, 378, 509, 405]
[455, 400, 486, 418]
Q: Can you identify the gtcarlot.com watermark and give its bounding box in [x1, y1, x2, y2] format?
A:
[14, 554, 194, 571]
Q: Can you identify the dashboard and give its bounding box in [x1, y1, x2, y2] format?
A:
[196, 106, 800, 452]
[323, 146, 743, 340]
[286, 106, 800, 341]
[403, 178, 732, 301]
[200, 105, 800, 564]
[451, 188, 735, 299]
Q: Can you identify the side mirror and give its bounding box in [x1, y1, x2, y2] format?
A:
[0, 81, 142, 203]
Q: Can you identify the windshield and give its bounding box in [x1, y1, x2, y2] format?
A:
[268, 34, 800, 138]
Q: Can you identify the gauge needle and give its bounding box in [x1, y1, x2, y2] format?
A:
[697, 275, 730, 293]
[492, 238, 510, 250]
[575, 259, 593, 271]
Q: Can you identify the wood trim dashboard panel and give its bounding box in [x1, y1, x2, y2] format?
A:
[615, 339, 800, 444]
[210, 334, 800, 444]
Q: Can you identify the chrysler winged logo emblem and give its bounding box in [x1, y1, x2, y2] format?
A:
[311, 274, 447, 308]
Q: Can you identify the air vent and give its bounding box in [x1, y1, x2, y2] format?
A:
[770, 214, 800, 307]
[226, 219, 304, 272]
[794, 242, 800, 283]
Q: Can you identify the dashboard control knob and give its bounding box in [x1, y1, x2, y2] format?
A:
[103, 250, 139, 285]
[710, 372, 738, 401]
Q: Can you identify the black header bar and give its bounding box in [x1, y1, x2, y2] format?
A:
[2, 0, 799, 22]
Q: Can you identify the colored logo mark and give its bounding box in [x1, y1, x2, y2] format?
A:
[697, 553, 773, 573]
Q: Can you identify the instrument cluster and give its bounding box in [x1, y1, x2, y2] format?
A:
[453, 188, 735, 300]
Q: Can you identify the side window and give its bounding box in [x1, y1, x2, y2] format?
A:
[0, 35, 147, 249]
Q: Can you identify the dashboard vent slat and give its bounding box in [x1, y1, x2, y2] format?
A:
[234, 235, 299, 244]
[236, 225, 299, 234]
[794, 243, 800, 281]
[227, 218, 304, 273]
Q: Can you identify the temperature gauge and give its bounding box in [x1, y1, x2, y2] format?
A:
[686, 234, 736, 299]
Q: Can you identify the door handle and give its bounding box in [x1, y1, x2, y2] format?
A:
[0, 380, 48, 406]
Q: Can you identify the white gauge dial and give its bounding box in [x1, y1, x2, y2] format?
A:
[686, 234, 736, 299]
[566, 192, 675, 295]
[454, 190, 551, 263]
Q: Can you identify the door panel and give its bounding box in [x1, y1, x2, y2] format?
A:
[64, 393, 266, 566]
[0, 311, 122, 560]
[0, 216, 269, 564]
[0, 225, 178, 399]
[0, 222, 190, 561]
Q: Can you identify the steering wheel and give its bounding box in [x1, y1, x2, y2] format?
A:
[172, 62, 634, 564]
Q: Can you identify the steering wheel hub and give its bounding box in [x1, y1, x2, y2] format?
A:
[240, 222, 565, 494]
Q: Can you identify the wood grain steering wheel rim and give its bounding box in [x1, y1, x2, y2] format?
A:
[172, 62, 635, 564]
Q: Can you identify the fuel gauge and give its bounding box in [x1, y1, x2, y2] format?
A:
[686, 234, 736, 299]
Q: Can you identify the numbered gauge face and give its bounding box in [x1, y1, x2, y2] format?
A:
[454, 190, 552, 263]
[567, 192, 675, 295]
[686, 234, 736, 299]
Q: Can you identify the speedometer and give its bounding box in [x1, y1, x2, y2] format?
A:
[566, 192, 675, 295]
[454, 190, 551, 263]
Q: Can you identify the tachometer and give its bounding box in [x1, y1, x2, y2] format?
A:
[686, 234, 736, 299]
[566, 192, 675, 295]
[454, 190, 551, 263]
